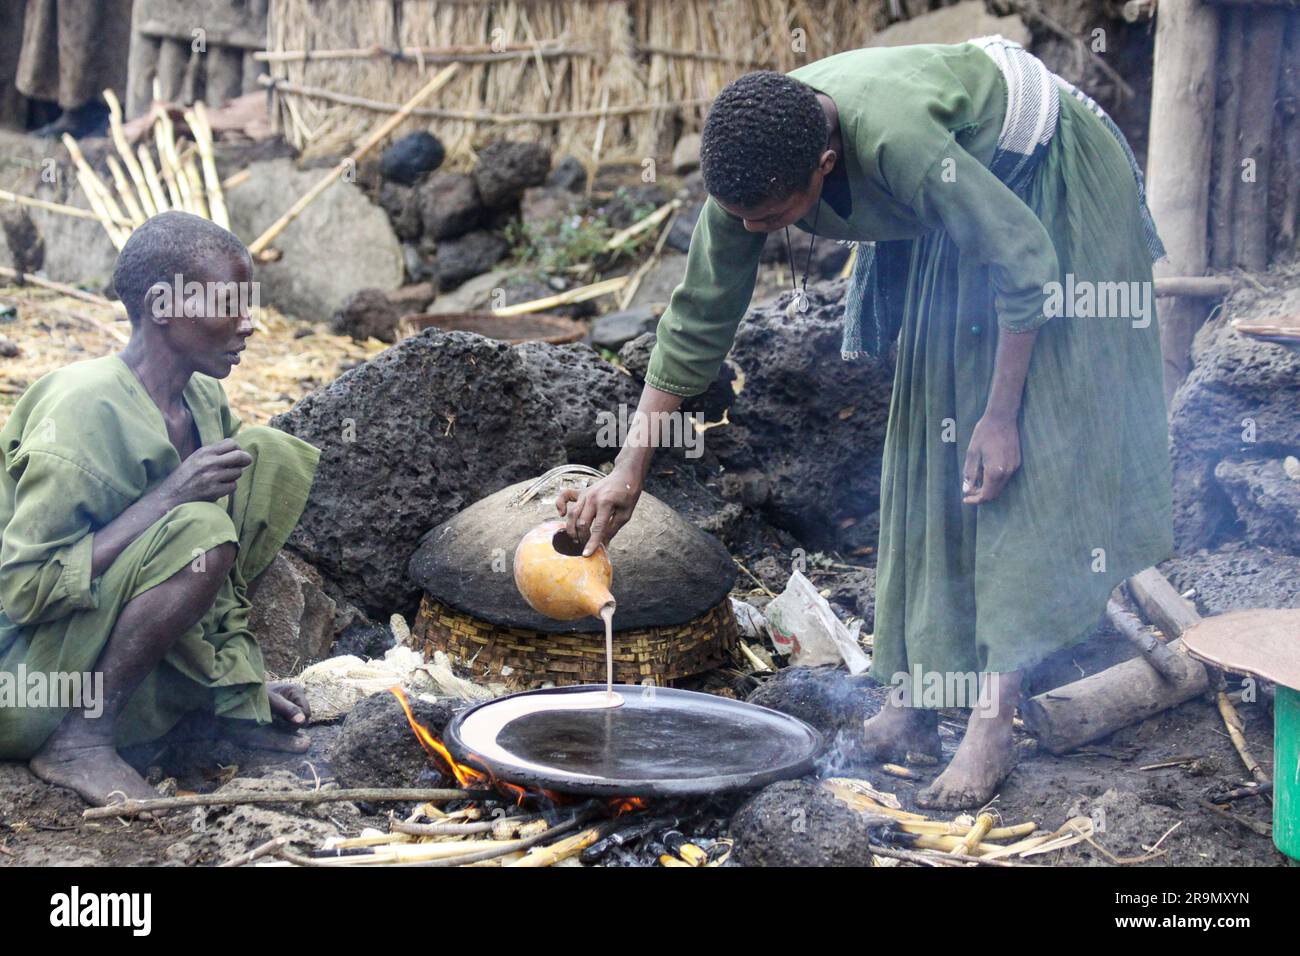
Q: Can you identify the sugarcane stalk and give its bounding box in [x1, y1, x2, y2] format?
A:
[188, 101, 230, 228]
[136, 144, 171, 213]
[1216, 691, 1270, 786]
[105, 156, 147, 227]
[103, 88, 157, 218]
[82, 786, 478, 820]
[950, 812, 996, 856]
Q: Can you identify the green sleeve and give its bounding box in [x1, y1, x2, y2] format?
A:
[645, 197, 766, 397]
[0, 447, 127, 625]
[897, 138, 1059, 333]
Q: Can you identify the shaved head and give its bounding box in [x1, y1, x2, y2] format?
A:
[112, 211, 251, 325]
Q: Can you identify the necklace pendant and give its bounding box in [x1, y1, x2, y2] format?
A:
[786, 289, 809, 318]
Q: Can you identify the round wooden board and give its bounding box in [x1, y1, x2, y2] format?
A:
[1180, 608, 1300, 690]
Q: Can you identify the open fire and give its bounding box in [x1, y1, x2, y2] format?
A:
[386, 687, 731, 865]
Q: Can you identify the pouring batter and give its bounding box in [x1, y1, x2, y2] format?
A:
[560, 39, 1172, 809]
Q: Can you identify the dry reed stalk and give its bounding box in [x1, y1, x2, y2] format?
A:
[103, 89, 157, 217]
[0, 188, 110, 223]
[135, 144, 171, 213]
[188, 102, 230, 228]
[104, 155, 147, 227]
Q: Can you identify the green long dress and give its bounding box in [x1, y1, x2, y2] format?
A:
[644, 44, 1172, 697]
[0, 355, 319, 758]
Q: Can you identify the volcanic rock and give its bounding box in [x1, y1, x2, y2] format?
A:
[380, 130, 446, 185]
[330, 691, 461, 789]
[513, 341, 640, 466]
[746, 665, 876, 743]
[1213, 457, 1300, 554]
[271, 329, 566, 614]
[546, 155, 588, 192]
[330, 287, 402, 344]
[417, 172, 483, 240]
[1161, 542, 1300, 615]
[378, 181, 422, 242]
[730, 779, 875, 867]
[435, 230, 510, 289]
[472, 140, 550, 209]
[707, 279, 895, 550]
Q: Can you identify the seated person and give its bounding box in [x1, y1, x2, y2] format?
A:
[0, 211, 321, 807]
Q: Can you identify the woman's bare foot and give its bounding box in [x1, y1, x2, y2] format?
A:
[916, 671, 1021, 809]
[220, 723, 311, 753]
[858, 700, 942, 763]
[29, 734, 159, 807]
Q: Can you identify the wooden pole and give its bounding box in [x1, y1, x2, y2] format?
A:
[1209, 8, 1244, 268]
[1230, 9, 1287, 270]
[1146, 0, 1220, 404]
[247, 64, 459, 259]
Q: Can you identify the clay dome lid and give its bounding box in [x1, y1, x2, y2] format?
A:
[408, 466, 736, 634]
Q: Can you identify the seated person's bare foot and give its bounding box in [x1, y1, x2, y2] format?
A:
[859, 700, 941, 762]
[217, 682, 311, 753]
[29, 730, 160, 808]
[916, 713, 1016, 810]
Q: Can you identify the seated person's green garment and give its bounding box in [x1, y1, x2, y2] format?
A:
[0, 355, 319, 758]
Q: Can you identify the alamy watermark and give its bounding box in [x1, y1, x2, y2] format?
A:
[0, 665, 103, 717]
[888, 665, 1000, 716]
[149, 274, 260, 319]
[595, 404, 704, 459]
[1042, 273, 1152, 329]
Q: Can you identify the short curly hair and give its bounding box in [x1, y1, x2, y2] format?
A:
[113, 211, 250, 325]
[701, 70, 829, 209]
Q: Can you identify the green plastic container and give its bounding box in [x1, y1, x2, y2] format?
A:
[1276, 685, 1299, 862]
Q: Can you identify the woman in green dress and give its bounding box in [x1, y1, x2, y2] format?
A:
[0, 212, 320, 807]
[560, 40, 1172, 808]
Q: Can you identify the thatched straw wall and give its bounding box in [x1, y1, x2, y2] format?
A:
[264, 0, 885, 166]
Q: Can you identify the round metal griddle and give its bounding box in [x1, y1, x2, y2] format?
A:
[444, 685, 824, 798]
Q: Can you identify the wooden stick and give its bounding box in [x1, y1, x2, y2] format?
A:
[1216, 691, 1270, 786]
[82, 787, 478, 820]
[248, 64, 458, 259]
[507, 823, 605, 867]
[0, 187, 117, 224]
[0, 265, 126, 320]
[400, 813, 589, 868]
[103, 89, 157, 218]
[1154, 275, 1234, 298]
[1196, 797, 1272, 838]
[869, 843, 1029, 867]
[605, 199, 680, 252]
[1107, 596, 1183, 681]
[254, 42, 581, 64]
[490, 275, 628, 317]
[389, 819, 495, 837]
[219, 836, 288, 867]
[257, 75, 709, 124]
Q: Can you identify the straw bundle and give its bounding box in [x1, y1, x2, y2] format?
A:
[263, 0, 884, 165]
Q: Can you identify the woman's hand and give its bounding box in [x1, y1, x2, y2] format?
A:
[556, 465, 644, 556]
[961, 413, 1021, 505]
[158, 438, 252, 506]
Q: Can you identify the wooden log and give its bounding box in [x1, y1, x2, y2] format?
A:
[1153, 275, 1234, 297]
[1106, 596, 1182, 681]
[1231, 10, 1287, 270]
[1278, 14, 1300, 256]
[1209, 8, 1245, 268]
[1146, 0, 1220, 404]
[1021, 569, 1210, 754]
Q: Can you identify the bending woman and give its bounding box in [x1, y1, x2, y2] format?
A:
[560, 39, 1173, 809]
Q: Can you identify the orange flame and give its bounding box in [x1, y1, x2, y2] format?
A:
[388, 686, 488, 789]
[610, 796, 648, 816]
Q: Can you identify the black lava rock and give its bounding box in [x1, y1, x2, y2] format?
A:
[730, 779, 875, 867]
[330, 691, 461, 789]
[472, 140, 551, 209]
[380, 131, 446, 186]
